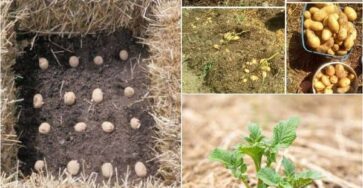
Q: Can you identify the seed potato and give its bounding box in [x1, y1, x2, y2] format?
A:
[74, 122, 87, 132]
[39, 122, 51, 134]
[67, 160, 80, 175]
[119, 50, 129, 61]
[102, 121, 114, 133]
[101, 163, 113, 178]
[64, 92, 76, 105]
[130, 118, 141, 129]
[92, 88, 103, 103]
[124, 87, 135, 97]
[34, 160, 45, 172]
[135, 161, 147, 177]
[33, 94, 44, 108]
[39, 57, 49, 70]
[93, 56, 103, 65]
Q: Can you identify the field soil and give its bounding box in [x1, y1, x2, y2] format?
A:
[183, 9, 285, 93]
[182, 0, 284, 6]
[182, 95, 362, 188]
[14, 30, 158, 182]
[287, 4, 362, 93]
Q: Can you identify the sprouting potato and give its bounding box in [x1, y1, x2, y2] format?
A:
[321, 75, 331, 86]
[67, 160, 80, 175]
[135, 161, 147, 177]
[102, 121, 114, 133]
[92, 88, 103, 103]
[329, 75, 338, 84]
[93, 56, 103, 65]
[69, 56, 79, 67]
[325, 65, 335, 76]
[34, 160, 45, 172]
[33, 94, 44, 108]
[39, 122, 51, 134]
[119, 50, 129, 61]
[130, 117, 141, 129]
[314, 81, 325, 91]
[335, 64, 346, 78]
[39, 57, 49, 70]
[124, 87, 135, 97]
[74, 122, 87, 132]
[101, 163, 113, 178]
[64, 92, 76, 105]
[338, 77, 351, 88]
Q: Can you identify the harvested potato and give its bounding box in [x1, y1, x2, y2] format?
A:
[93, 56, 103, 65]
[124, 87, 135, 97]
[338, 77, 351, 88]
[34, 160, 45, 172]
[337, 86, 350, 93]
[33, 94, 44, 108]
[39, 122, 51, 134]
[312, 10, 327, 22]
[344, 7, 357, 21]
[74, 122, 87, 132]
[130, 118, 141, 129]
[348, 73, 355, 80]
[329, 75, 338, 84]
[119, 50, 129, 61]
[325, 65, 335, 76]
[327, 14, 339, 33]
[309, 7, 320, 14]
[306, 30, 321, 49]
[314, 81, 325, 91]
[335, 64, 346, 78]
[69, 56, 79, 67]
[135, 161, 147, 177]
[303, 11, 311, 19]
[64, 92, 76, 105]
[102, 121, 114, 133]
[39, 57, 49, 70]
[324, 88, 333, 94]
[101, 163, 113, 178]
[67, 160, 80, 175]
[304, 19, 323, 31]
[321, 75, 331, 86]
[321, 29, 332, 41]
[92, 88, 103, 103]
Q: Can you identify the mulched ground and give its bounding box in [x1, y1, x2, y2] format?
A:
[14, 30, 158, 182]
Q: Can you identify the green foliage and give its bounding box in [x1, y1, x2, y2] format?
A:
[209, 117, 321, 188]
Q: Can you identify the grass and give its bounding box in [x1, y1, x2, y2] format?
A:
[182, 0, 284, 6]
[182, 9, 285, 93]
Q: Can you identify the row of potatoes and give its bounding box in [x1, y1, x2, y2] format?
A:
[33, 50, 148, 178]
[304, 3, 358, 56]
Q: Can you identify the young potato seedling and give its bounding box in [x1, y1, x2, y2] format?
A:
[67, 160, 80, 175]
[64, 92, 76, 105]
[124, 87, 135, 97]
[38, 57, 49, 70]
[69, 56, 79, 67]
[92, 88, 103, 103]
[34, 160, 45, 172]
[119, 50, 129, 61]
[74, 122, 87, 132]
[93, 56, 103, 65]
[135, 161, 147, 177]
[101, 163, 113, 178]
[33, 94, 44, 108]
[102, 121, 114, 133]
[209, 117, 321, 188]
[130, 117, 141, 129]
[39, 122, 51, 134]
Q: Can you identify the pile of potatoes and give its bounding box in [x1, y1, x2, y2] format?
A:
[32, 50, 149, 178]
[303, 4, 358, 56]
[313, 63, 356, 94]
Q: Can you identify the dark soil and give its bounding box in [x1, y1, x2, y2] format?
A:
[287, 4, 362, 93]
[13, 30, 159, 183]
[182, 0, 284, 6]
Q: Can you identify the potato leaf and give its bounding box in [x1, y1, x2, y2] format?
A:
[245, 123, 264, 144]
[282, 157, 295, 177]
[292, 170, 322, 188]
[271, 117, 299, 148]
[239, 145, 264, 170]
[257, 167, 282, 186]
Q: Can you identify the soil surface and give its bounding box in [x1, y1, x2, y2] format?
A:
[182, 0, 284, 6]
[183, 9, 285, 93]
[287, 4, 362, 93]
[14, 30, 158, 183]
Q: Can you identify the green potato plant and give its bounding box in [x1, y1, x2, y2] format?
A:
[209, 117, 322, 188]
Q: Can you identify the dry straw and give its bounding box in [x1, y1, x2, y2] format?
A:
[0, 0, 181, 187]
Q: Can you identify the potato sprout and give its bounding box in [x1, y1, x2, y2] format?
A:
[64, 92, 76, 105]
[119, 50, 129, 61]
[39, 57, 49, 70]
[69, 56, 79, 67]
[101, 163, 113, 178]
[92, 88, 103, 103]
[67, 160, 80, 175]
[74, 122, 87, 132]
[39, 122, 51, 134]
[33, 94, 44, 108]
[93, 56, 103, 65]
[124, 87, 134, 97]
[34, 160, 45, 172]
[102, 121, 114, 133]
[135, 161, 147, 177]
[130, 118, 141, 129]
